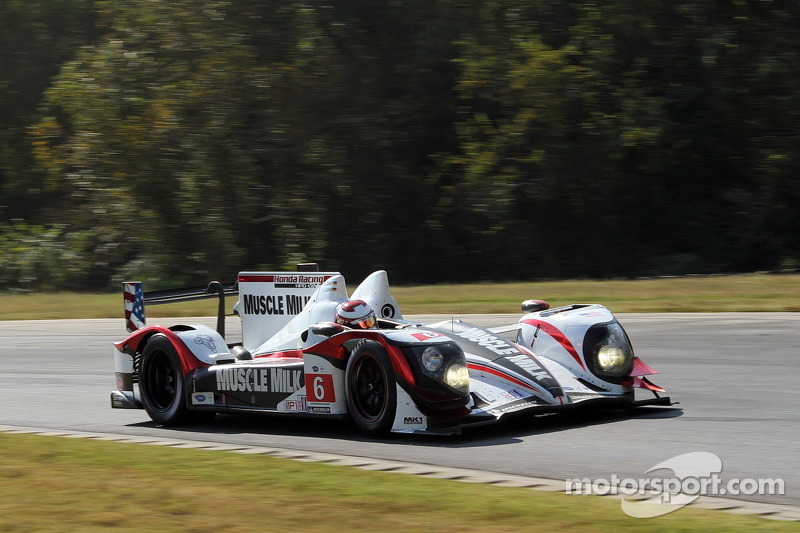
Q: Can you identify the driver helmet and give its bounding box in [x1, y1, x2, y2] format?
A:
[335, 299, 377, 329]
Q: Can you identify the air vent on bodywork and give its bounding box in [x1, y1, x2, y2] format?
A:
[131, 353, 141, 383]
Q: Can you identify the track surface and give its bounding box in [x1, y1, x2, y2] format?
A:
[1, 313, 797, 506]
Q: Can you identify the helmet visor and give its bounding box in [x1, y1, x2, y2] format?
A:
[355, 315, 377, 329]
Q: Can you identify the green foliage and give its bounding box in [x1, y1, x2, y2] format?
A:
[1, 1, 798, 289]
[0, 0, 97, 222]
[0, 221, 126, 290]
[440, 0, 800, 279]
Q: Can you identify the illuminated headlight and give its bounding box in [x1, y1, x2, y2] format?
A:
[421, 346, 444, 372]
[597, 345, 627, 370]
[588, 322, 634, 377]
[404, 342, 470, 395]
[444, 363, 469, 391]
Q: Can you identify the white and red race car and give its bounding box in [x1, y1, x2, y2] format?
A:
[111, 268, 673, 435]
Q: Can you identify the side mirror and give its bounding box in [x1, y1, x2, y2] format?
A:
[521, 299, 550, 313]
[310, 322, 345, 337]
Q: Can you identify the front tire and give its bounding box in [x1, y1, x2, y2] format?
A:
[345, 340, 397, 435]
[139, 334, 191, 425]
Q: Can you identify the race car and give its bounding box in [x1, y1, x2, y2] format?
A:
[111, 267, 674, 435]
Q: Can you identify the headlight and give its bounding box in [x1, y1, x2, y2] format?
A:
[403, 342, 469, 396]
[421, 346, 444, 372]
[444, 363, 469, 391]
[585, 322, 634, 378]
[597, 345, 627, 370]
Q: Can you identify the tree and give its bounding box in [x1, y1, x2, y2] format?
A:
[440, 0, 800, 278]
[13, 0, 800, 289]
[31, 0, 473, 286]
[0, 0, 97, 221]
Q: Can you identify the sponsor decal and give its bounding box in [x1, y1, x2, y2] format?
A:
[272, 274, 329, 287]
[306, 374, 336, 402]
[192, 393, 215, 405]
[403, 416, 424, 425]
[308, 406, 331, 414]
[283, 396, 308, 412]
[568, 393, 604, 401]
[194, 334, 217, 352]
[321, 280, 338, 293]
[215, 367, 303, 394]
[411, 331, 444, 341]
[241, 293, 311, 316]
[501, 389, 527, 401]
[380, 304, 395, 318]
[239, 274, 329, 285]
[503, 354, 552, 382]
[453, 327, 518, 355]
[493, 398, 539, 413]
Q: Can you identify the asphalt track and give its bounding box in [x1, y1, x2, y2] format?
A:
[1, 313, 798, 512]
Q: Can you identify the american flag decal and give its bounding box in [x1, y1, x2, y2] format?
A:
[123, 282, 146, 332]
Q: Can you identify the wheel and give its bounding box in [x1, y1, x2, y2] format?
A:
[345, 340, 397, 435]
[139, 334, 191, 425]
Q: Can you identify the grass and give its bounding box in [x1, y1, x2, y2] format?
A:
[0, 433, 795, 532]
[1, 273, 798, 320]
[393, 273, 800, 313]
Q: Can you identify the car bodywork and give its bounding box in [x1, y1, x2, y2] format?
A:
[111, 268, 674, 435]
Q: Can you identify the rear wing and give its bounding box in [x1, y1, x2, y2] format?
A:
[123, 280, 238, 336]
[122, 263, 338, 346]
[233, 270, 341, 350]
[123, 265, 403, 352]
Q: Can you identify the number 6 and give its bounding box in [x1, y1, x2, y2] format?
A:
[314, 376, 325, 399]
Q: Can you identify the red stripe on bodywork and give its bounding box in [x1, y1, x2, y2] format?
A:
[384, 344, 416, 387]
[306, 331, 417, 387]
[238, 275, 276, 282]
[521, 319, 586, 369]
[468, 362, 540, 393]
[115, 326, 207, 375]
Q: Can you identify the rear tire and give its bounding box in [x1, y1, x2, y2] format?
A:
[345, 340, 397, 435]
[139, 335, 191, 425]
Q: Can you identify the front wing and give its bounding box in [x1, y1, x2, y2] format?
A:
[461, 391, 675, 427]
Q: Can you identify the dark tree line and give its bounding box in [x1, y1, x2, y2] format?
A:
[1, 1, 798, 290]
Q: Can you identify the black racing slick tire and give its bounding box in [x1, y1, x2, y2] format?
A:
[345, 340, 397, 435]
[139, 334, 192, 425]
